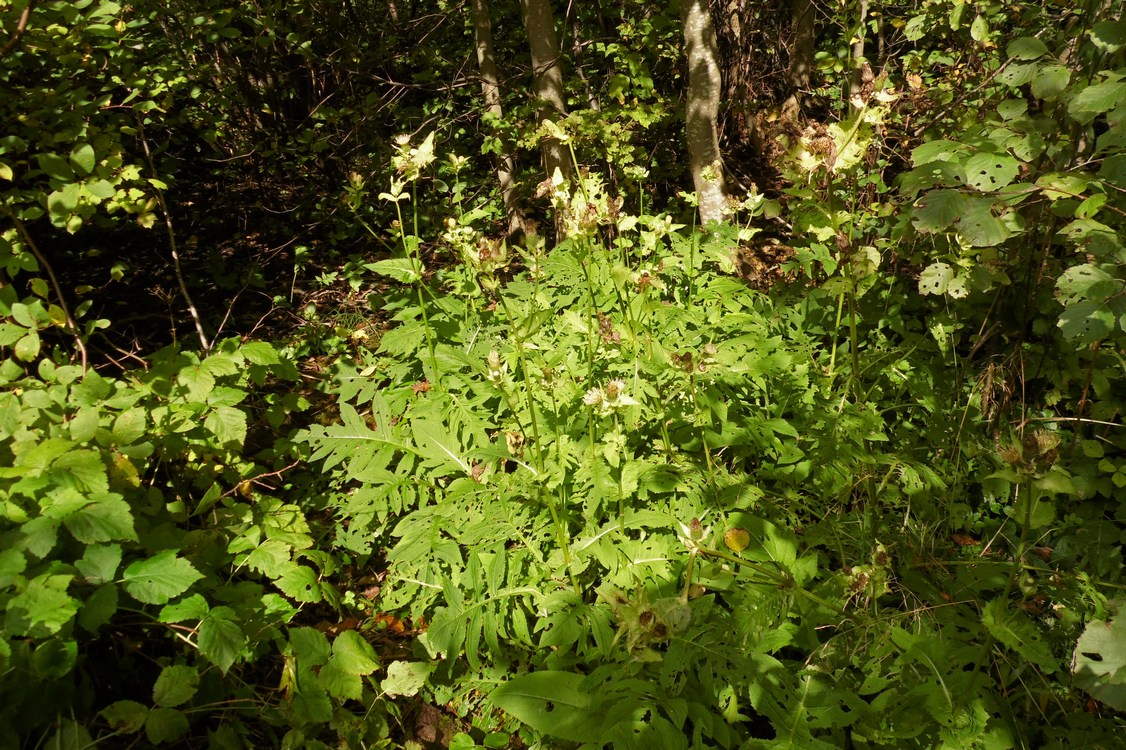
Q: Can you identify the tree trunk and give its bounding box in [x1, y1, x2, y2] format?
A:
[681, 0, 727, 226]
[471, 0, 524, 235]
[849, 0, 870, 106]
[520, 0, 572, 184]
[782, 0, 815, 119]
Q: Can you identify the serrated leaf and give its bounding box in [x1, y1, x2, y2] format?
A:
[112, 408, 147, 445]
[159, 593, 210, 623]
[332, 630, 380, 675]
[64, 495, 137, 543]
[275, 565, 322, 602]
[177, 364, 215, 401]
[101, 700, 149, 733]
[491, 672, 607, 743]
[1090, 20, 1126, 53]
[317, 658, 362, 700]
[243, 539, 293, 577]
[981, 599, 1056, 672]
[123, 550, 203, 605]
[289, 627, 332, 666]
[204, 406, 247, 447]
[153, 664, 199, 708]
[1057, 264, 1120, 305]
[76, 543, 122, 584]
[201, 352, 240, 377]
[78, 583, 118, 633]
[145, 707, 189, 745]
[199, 610, 245, 673]
[7, 575, 78, 636]
[240, 340, 280, 365]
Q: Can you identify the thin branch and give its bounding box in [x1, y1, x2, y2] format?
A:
[135, 116, 212, 353]
[7, 211, 89, 373]
[0, 0, 35, 63]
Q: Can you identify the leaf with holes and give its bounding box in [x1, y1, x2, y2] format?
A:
[491, 672, 609, 743]
[1072, 609, 1126, 711]
[963, 152, 1019, 192]
[918, 263, 955, 296]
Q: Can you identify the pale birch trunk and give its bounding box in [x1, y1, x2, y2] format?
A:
[471, 0, 524, 235]
[681, 0, 727, 226]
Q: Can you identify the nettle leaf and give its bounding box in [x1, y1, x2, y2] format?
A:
[78, 583, 118, 633]
[911, 140, 969, 167]
[159, 593, 210, 623]
[76, 543, 122, 584]
[7, 574, 79, 637]
[1072, 611, 1126, 711]
[123, 550, 204, 605]
[317, 657, 362, 701]
[981, 599, 1057, 673]
[101, 700, 149, 733]
[153, 664, 199, 708]
[198, 607, 245, 673]
[491, 672, 608, 743]
[332, 630, 380, 675]
[63, 494, 137, 543]
[177, 364, 215, 401]
[145, 707, 189, 745]
[289, 627, 331, 666]
[275, 564, 322, 602]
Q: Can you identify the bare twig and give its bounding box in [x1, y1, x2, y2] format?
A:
[0, 0, 35, 63]
[7, 211, 89, 372]
[135, 115, 212, 353]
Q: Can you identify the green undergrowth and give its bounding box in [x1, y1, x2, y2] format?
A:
[2, 3, 1126, 748]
